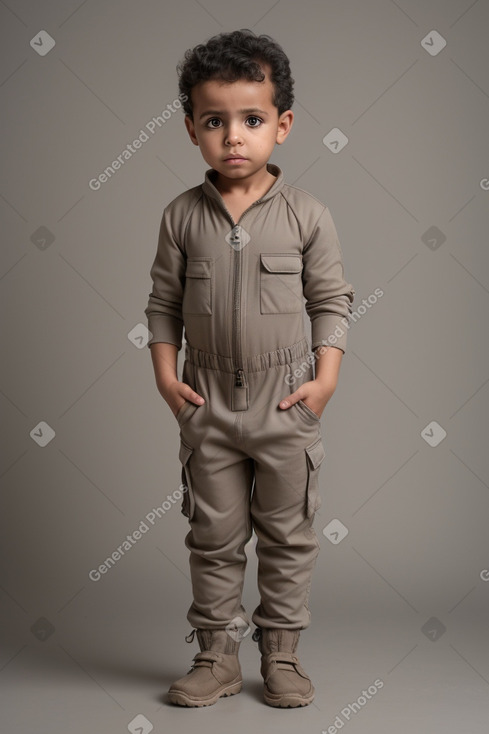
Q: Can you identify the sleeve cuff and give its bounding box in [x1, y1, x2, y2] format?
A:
[146, 315, 183, 350]
[310, 314, 350, 353]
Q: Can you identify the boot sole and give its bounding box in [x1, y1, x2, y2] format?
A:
[264, 688, 315, 708]
[168, 680, 242, 707]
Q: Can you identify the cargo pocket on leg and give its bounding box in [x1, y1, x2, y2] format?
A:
[305, 437, 325, 518]
[179, 439, 196, 521]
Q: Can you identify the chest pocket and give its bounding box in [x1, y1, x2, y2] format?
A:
[260, 253, 303, 314]
[182, 258, 213, 315]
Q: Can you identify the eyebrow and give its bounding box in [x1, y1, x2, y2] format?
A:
[199, 108, 269, 120]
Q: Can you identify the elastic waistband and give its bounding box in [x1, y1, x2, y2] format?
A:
[184, 337, 311, 373]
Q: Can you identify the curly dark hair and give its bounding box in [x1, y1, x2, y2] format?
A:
[177, 29, 294, 120]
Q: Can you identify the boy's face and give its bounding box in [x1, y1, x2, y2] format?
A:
[184, 64, 293, 183]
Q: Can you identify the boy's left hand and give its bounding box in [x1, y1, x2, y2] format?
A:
[278, 379, 335, 420]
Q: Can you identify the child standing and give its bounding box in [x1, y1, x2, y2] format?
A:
[145, 29, 355, 708]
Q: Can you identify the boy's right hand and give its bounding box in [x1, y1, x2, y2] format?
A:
[160, 379, 205, 419]
[149, 343, 204, 419]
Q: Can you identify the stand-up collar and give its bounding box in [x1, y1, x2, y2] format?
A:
[202, 163, 285, 207]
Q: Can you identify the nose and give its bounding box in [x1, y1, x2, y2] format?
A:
[225, 124, 243, 146]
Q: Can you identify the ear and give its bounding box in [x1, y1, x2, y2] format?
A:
[276, 110, 294, 145]
[184, 115, 199, 146]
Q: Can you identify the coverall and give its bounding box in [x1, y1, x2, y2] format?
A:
[145, 162, 355, 632]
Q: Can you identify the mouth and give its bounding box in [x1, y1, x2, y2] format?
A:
[224, 155, 247, 161]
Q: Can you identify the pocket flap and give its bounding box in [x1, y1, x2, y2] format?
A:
[305, 438, 325, 470]
[179, 439, 193, 465]
[260, 254, 302, 274]
[186, 259, 212, 278]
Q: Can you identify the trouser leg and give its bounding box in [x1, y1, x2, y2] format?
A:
[250, 446, 321, 630]
[177, 361, 254, 630]
[183, 449, 254, 629]
[244, 359, 325, 630]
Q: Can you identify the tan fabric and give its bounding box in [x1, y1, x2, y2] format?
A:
[145, 163, 355, 637]
[144, 162, 355, 355]
[176, 340, 324, 631]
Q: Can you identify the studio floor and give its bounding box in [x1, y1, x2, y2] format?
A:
[2, 610, 488, 734]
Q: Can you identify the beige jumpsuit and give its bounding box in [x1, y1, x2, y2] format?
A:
[145, 162, 355, 631]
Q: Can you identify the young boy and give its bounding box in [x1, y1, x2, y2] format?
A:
[144, 29, 355, 708]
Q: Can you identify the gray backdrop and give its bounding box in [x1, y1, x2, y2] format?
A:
[1, 1, 488, 732]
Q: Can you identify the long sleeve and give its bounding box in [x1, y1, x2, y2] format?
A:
[144, 205, 186, 349]
[302, 206, 355, 354]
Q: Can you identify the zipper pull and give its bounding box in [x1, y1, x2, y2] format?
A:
[235, 368, 244, 387]
[185, 628, 196, 643]
[228, 225, 241, 251]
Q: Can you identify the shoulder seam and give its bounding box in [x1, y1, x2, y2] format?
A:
[164, 186, 203, 253]
[182, 188, 203, 252]
[279, 186, 327, 247]
[281, 181, 329, 211]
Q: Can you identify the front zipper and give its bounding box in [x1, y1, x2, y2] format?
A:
[232, 225, 242, 387]
[221, 199, 263, 387]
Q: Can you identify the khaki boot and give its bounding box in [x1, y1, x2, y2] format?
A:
[168, 628, 242, 706]
[253, 627, 315, 707]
